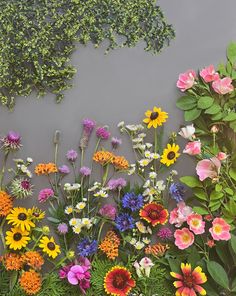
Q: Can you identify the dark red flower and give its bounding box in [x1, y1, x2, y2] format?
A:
[140, 202, 168, 226]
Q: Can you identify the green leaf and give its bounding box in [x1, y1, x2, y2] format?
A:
[215, 184, 223, 192]
[211, 112, 223, 120]
[224, 187, 234, 195]
[230, 234, 236, 255]
[192, 206, 209, 215]
[210, 190, 224, 200]
[176, 96, 197, 110]
[205, 104, 221, 114]
[193, 188, 208, 201]
[197, 96, 214, 109]
[229, 168, 236, 181]
[47, 217, 61, 223]
[218, 62, 227, 76]
[180, 176, 202, 188]
[227, 42, 236, 64]
[184, 109, 202, 121]
[206, 261, 230, 289]
[224, 112, 236, 121]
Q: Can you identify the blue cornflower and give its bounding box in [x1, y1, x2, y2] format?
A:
[115, 213, 134, 232]
[169, 183, 185, 202]
[122, 192, 144, 211]
[77, 238, 98, 257]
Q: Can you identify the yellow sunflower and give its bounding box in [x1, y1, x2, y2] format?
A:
[6, 207, 35, 231]
[39, 236, 60, 259]
[143, 106, 168, 128]
[5, 227, 30, 250]
[160, 143, 180, 166]
[28, 207, 45, 221]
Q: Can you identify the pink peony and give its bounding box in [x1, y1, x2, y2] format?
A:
[177, 70, 196, 92]
[196, 157, 221, 181]
[174, 228, 194, 250]
[200, 65, 220, 82]
[209, 218, 231, 241]
[212, 77, 234, 95]
[187, 213, 205, 235]
[169, 202, 193, 227]
[183, 141, 201, 155]
[217, 152, 227, 161]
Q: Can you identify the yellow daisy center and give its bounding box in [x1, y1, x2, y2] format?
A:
[214, 225, 222, 234]
[192, 220, 200, 227]
[182, 234, 191, 243]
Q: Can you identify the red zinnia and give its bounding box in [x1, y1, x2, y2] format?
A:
[104, 266, 135, 296]
[139, 202, 168, 226]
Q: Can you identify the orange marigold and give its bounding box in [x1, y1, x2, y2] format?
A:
[35, 163, 58, 175]
[93, 151, 114, 165]
[112, 155, 129, 170]
[21, 251, 44, 270]
[99, 231, 120, 260]
[145, 243, 169, 257]
[19, 270, 42, 295]
[2, 253, 23, 271]
[0, 191, 13, 217]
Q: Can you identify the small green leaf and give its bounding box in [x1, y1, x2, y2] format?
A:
[227, 42, 236, 64]
[207, 261, 230, 289]
[211, 112, 223, 120]
[205, 104, 221, 115]
[229, 168, 236, 181]
[224, 112, 236, 121]
[193, 188, 208, 201]
[180, 176, 202, 188]
[230, 234, 236, 255]
[197, 96, 214, 109]
[224, 187, 234, 195]
[176, 96, 197, 110]
[210, 190, 224, 200]
[215, 184, 223, 192]
[184, 109, 202, 121]
[192, 206, 209, 215]
[47, 217, 60, 223]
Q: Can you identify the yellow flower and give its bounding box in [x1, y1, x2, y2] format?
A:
[143, 106, 168, 128]
[5, 227, 30, 250]
[6, 207, 35, 231]
[28, 207, 45, 221]
[39, 236, 60, 259]
[160, 143, 180, 167]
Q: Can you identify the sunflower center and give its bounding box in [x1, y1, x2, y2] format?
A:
[167, 151, 176, 160]
[183, 274, 194, 288]
[112, 274, 127, 289]
[13, 233, 22, 241]
[150, 112, 159, 120]
[18, 213, 27, 221]
[47, 242, 56, 250]
[149, 210, 159, 220]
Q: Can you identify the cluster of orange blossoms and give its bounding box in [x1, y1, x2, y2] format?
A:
[19, 270, 42, 295]
[99, 231, 120, 260]
[34, 163, 58, 175]
[93, 151, 129, 170]
[0, 191, 13, 217]
[145, 243, 169, 257]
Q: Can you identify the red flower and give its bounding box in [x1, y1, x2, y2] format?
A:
[104, 266, 135, 296]
[139, 203, 168, 226]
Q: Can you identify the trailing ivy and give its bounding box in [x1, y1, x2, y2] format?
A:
[0, 0, 175, 109]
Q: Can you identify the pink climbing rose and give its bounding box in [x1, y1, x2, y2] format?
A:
[212, 77, 234, 95]
[174, 228, 194, 250]
[209, 218, 231, 241]
[183, 141, 201, 155]
[200, 65, 219, 82]
[177, 70, 196, 92]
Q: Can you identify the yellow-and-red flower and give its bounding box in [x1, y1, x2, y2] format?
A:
[139, 202, 168, 226]
[104, 266, 135, 296]
[170, 263, 207, 296]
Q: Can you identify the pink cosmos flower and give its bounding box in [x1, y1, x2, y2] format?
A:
[174, 228, 194, 250]
[183, 141, 201, 155]
[217, 152, 227, 161]
[212, 77, 234, 95]
[169, 202, 193, 227]
[177, 70, 196, 92]
[209, 218, 231, 241]
[196, 157, 221, 181]
[200, 65, 220, 82]
[187, 213, 205, 235]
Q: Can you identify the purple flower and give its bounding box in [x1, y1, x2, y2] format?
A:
[80, 119, 96, 149]
[59, 263, 73, 279]
[82, 119, 96, 133]
[157, 227, 173, 241]
[59, 165, 70, 174]
[115, 213, 134, 232]
[169, 183, 185, 202]
[107, 178, 127, 190]
[1, 131, 22, 150]
[111, 137, 122, 149]
[38, 188, 54, 203]
[99, 204, 117, 220]
[66, 150, 78, 162]
[80, 166, 91, 176]
[58, 223, 69, 234]
[67, 265, 91, 293]
[122, 192, 143, 211]
[77, 239, 97, 257]
[20, 180, 31, 190]
[96, 127, 110, 140]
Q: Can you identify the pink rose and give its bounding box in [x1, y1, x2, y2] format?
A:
[183, 141, 201, 155]
[177, 70, 196, 92]
[209, 218, 231, 241]
[187, 213, 205, 235]
[174, 228, 194, 250]
[217, 152, 227, 161]
[169, 202, 193, 227]
[212, 77, 234, 95]
[200, 65, 219, 82]
[196, 157, 221, 181]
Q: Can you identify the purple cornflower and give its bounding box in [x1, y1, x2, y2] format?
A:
[122, 192, 143, 211]
[57, 223, 69, 234]
[99, 204, 117, 220]
[80, 166, 91, 176]
[59, 165, 70, 174]
[157, 227, 173, 241]
[80, 119, 96, 149]
[111, 137, 122, 149]
[77, 239, 98, 257]
[169, 183, 185, 202]
[96, 127, 110, 140]
[66, 149, 78, 161]
[38, 188, 54, 203]
[82, 119, 96, 133]
[107, 178, 127, 190]
[1, 131, 22, 150]
[115, 213, 134, 232]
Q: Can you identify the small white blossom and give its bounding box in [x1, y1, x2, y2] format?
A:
[27, 157, 33, 163]
[138, 133, 146, 138]
[149, 172, 157, 179]
[73, 225, 82, 234]
[135, 241, 145, 250]
[139, 159, 151, 167]
[145, 143, 153, 149]
[65, 206, 73, 215]
[132, 137, 143, 143]
[76, 202, 86, 210]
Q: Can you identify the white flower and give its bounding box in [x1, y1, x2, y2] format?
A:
[128, 164, 136, 175]
[133, 144, 146, 150]
[142, 237, 151, 244]
[151, 153, 160, 159]
[82, 218, 92, 228]
[138, 133, 146, 138]
[88, 182, 101, 192]
[139, 257, 154, 277]
[134, 241, 145, 250]
[145, 143, 153, 149]
[117, 121, 125, 128]
[20, 165, 27, 173]
[132, 138, 143, 143]
[94, 190, 108, 198]
[26, 170, 32, 178]
[179, 124, 195, 139]
[73, 225, 82, 234]
[69, 218, 80, 226]
[143, 180, 150, 188]
[65, 206, 73, 215]
[27, 157, 33, 163]
[156, 180, 166, 191]
[136, 221, 147, 234]
[144, 151, 152, 158]
[129, 238, 137, 245]
[76, 202, 86, 210]
[149, 172, 157, 179]
[136, 124, 145, 131]
[126, 125, 138, 131]
[139, 159, 151, 167]
[171, 170, 178, 175]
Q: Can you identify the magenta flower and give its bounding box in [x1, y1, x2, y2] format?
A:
[183, 141, 201, 155]
[96, 127, 111, 140]
[1, 131, 22, 150]
[66, 150, 78, 161]
[80, 166, 91, 176]
[59, 263, 73, 279]
[217, 152, 227, 161]
[177, 70, 196, 92]
[200, 65, 219, 82]
[107, 178, 127, 190]
[157, 227, 173, 240]
[38, 188, 54, 203]
[82, 119, 96, 133]
[67, 265, 91, 294]
[209, 218, 231, 241]
[196, 157, 221, 181]
[99, 204, 117, 220]
[212, 77, 234, 94]
[59, 165, 70, 174]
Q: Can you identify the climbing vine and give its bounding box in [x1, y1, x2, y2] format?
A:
[0, 0, 174, 109]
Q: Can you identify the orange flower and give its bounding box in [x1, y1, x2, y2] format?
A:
[145, 243, 169, 257]
[35, 163, 58, 175]
[99, 231, 120, 260]
[112, 155, 129, 170]
[0, 191, 13, 217]
[1, 253, 23, 271]
[93, 151, 114, 165]
[19, 270, 42, 295]
[21, 251, 44, 270]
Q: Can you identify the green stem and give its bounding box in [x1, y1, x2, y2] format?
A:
[32, 233, 43, 250]
[97, 221, 105, 243]
[102, 164, 110, 186]
[0, 218, 6, 251]
[0, 151, 9, 189]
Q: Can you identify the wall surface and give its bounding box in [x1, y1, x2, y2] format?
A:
[0, 0, 236, 192]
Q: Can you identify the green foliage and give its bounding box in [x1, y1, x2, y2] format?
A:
[0, 0, 175, 109]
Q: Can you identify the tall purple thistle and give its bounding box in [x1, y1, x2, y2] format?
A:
[79, 119, 96, 149]
[96, 127, 110, 140]
[1, 131, 22, 150]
